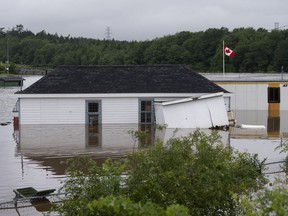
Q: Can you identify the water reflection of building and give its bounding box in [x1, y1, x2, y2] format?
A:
[15, 124, 140, 155]
[13, 124, 150, 175]
[13, 123, 230, 175]
[228, 110, 288, 139]
[14, 124, 231, 155]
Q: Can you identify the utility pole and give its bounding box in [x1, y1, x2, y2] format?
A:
[6, 37, 9, 64]
[6, 35, 9, 74]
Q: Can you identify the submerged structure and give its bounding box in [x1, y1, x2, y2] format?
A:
[15, 65, 229, 128]
[0, 76, 24, 87]
[155, 92, 228, 128]
[203, 73, 288, 137]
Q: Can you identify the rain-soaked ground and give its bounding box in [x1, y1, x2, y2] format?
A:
[0, 76, 287, 215]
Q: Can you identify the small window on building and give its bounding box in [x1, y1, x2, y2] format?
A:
[268, 87, 280, 103]
[87, 101, 101, 126]
[88, 103, 99, 113]
[140, 100, 154, 124]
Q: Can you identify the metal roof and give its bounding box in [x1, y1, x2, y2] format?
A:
[201, 73, 288, 82]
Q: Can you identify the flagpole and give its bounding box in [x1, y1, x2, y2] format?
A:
[223, 40, 225, 78]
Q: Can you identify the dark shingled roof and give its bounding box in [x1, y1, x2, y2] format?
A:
[18, 65, 228, 94]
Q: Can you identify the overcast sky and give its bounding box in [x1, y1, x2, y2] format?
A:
[2, 0, 288, 41]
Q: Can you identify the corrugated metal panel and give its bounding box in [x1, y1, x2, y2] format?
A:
[20, 98, 85, 124]
[102, 98, 138, 124]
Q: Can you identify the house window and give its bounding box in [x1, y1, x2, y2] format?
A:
[86, 101, 101, 126]
[88, 102, 99, 113]
[268, 87, 280, 103]
[140, 100, 154, 124]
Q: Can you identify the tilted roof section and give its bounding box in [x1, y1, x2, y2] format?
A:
[18, 65, 228, 94]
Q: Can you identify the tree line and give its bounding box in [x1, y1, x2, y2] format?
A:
[0, 24, 288, 73]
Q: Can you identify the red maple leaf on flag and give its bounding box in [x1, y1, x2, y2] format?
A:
[224, 45, 235, 58]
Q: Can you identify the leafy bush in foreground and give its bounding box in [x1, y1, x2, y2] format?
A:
[54, 130, 267, 215]
[237, 140, 288, 216]
[238, 179, 288, 216]
[87, 195, 189, 216]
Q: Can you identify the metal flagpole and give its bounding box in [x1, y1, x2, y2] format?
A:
[223, 40, 225, 78]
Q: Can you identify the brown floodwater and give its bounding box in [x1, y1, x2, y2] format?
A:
[0, 76, 287, 215]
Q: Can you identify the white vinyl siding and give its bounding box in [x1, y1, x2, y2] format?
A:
[20, 97, 139, 124]
[102, 98, 138, 124]
[19, 94, 227, 125]
[20, 98, 85, 124]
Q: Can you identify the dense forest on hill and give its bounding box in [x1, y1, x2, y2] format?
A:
[0, 24, 288, 73]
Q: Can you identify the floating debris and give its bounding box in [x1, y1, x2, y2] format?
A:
[236, 124, 266, 129]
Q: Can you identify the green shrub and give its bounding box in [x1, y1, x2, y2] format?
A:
[54, 130, 267, 215]
[0, 65, 5, 72]
[86, 195, 189, 216]
[238, 179, 288, 216]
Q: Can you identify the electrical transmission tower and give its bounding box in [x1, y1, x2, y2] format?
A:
[274, 22, 279, 30]
[105, 26, 112, 40]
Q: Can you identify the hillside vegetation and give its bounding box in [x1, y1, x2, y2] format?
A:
[1, 24, 288, 72]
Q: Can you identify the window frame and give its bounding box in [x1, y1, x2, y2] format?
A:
[86, 100, 101, 125]
[139, 99, 155, 124]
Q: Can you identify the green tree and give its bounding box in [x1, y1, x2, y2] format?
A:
[0, 64, 6, 73]
[9, 62, 17, 74]
[2, 25, 288, 72]
[273, 39, 288, 72]
[54, 130, 267, 215]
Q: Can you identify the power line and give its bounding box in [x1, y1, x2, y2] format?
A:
[279, 24, 288, 29]
[272, 23, 288, 31]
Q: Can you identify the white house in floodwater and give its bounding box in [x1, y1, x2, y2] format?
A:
[16, 65, 229, 128]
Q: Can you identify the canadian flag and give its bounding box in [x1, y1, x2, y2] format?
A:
[224, 45, 235, 58]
